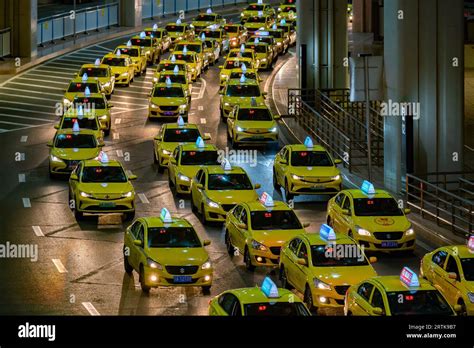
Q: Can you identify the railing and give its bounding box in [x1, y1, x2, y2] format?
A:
[406, 173, 474, 237]
[142, 0, 250, 19]
[37, 3, 119, 46]
[0, 27, 11, 59]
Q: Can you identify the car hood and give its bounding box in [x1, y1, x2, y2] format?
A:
[290, 166, 340, 177]
[355, 216, 411, 232]
[52, 147, 100, 160]
[206, 190, 258, 205]
[176, 165, 205, 179]
[77, 182, 134, 195]
[310, 265, 377, 286]
[147, 247, 209, 265]
[252, 229, 305, 246]
[109, 66, 129, 74]
[150, 97, 187, 106]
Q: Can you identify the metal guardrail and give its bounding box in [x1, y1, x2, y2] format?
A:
[142, 0, 250, 19]
[37, 3, 119, 46]
[406, 173, 474, 237]
[0, 27, 11, 59]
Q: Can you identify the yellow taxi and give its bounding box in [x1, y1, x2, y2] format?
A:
[223, 23, 248, 49]
[241, 3, 276, 23]
[114, 43, 147, 76]
[123, 208, 213, 294]
[153, 57, 192, 83]
[277, 4, 297, 21]
[173, 41, 207, 70]
[203, 38, 221, 66]
[144, 25, 172, 52]
[77, 61, 115, 97]
[168, 137, 220, 195]
[148, 81, 189, 120]
[153, 117, 210, 172]
[130, 32, 161, 65]
[56, 106, 105, 143]
[227, 104, 279, 146]
[227, 46, 257, 65]
[244, 15, 274, 35]
[172, 51, 202, 81]
[63, 74, 102, 106]
[191, 10, 226, 33]
[165, 20, 194, 46]
[273, 138, 342, 201]
[280, 224, 377, 313]
[267, 26, 290, 55]
[326, 180, 415, 253]
[154, 70, 192, 103]
[344, 267, 458, 316]
[250, 34, 279, 59]
[220, 76, 266, 119]
[209, 277, 311, 316]
[245, 41, 275, 70]
[68, 153, 136, 221]
[420, 237, 474, 315]
[277, 19, 297, 46]
[190, 160, 260, 225]
[47, 128, 103, 178]
[225, 192, 309, 271]
[201, 26, 230, 52]
[227, 66, 262, 84]
[101, 52, 134, 86]
[219, 56, 254, 87]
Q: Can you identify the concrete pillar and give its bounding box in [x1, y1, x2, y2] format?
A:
[352, 0, 371, 33]
[297, 0, 348, 90]
[10, 0, 37, 58]
[383, 0, 464, 192]
[120, 0, 142, 27]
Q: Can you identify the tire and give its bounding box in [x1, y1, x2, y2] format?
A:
[139, 266, 150, 293]
[168, 175, 175, 189]
[104, 127, 111, 136]
[202, 286, 211, 295]
[123, 248, 133, 274]
[200, 204, 208, 225]
[74, 200, 84, 220]
[191, 196, 198, 214]
[124, 211, 135, 222]
[225, 231, 234, 256]
[285, 180, 294, 202]
[304, 285, 317, 314]
[273, 171, 281, 191]
[157, 158, 165, 174]
[244, 247, 255, 272]
[153, 152, 158, 164]
[458, 300, 467, 316]
[279, 265, 292, 290]
[348, 230, 354, 239]
[220, 108, 227, 123]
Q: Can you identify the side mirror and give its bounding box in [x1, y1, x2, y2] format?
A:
[98, 143, 105, 148]
[254, 183, 261, 189]
[369, 256, 377, 264]
[341, 209, 350, 216]
[447, 272, 457, 281]
[70, 173, 79, 181]
[170, 157, 177, 165]
[334, 159, 342, 164]
[372, 307, 384, 316]
[273, 114, 281, 120]
[107, 103, 114, 108]
[196, 183, 204, 190]
[262, 91, 268, 97]
[218, 65, 224, 69]
[128, 174, 137, 181]
[237, 223, 248, 230]
[100, 124, 107, 130]
[202, 134, 211, 141]
[203, 239, 211, 246]
[280, 159, 288, 165]
[303, 222, 311, 228]
[228, 113, 235, 119]
[219, 90, 224, 95]
[54, 124, 60, 129]
[133, 239, 143, 247]
[296, 258, 307, 266]
[404, 208, 411, 215]
[154, 136, 162, 141]
[46, 141, 53, 147]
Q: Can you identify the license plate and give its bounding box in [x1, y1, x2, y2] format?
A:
[164, 111, 174, 116]
[99, 202, 116, 208]
[312, 184, 324, 189]
[173, 275, 192, 283]
[381, 241, 398, 248]
[252, 135, 264, 139]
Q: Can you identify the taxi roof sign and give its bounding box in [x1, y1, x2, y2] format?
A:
[254, 37, 260, 44]
[72, 121, 80, 133]
[240, 44, 246, 53]
[468, 235, 474, 253]
[261, 277, 279, 298]
[259, 192, 275, 207]
[241, 63, 247, 73]
[400, 267, 420, 288]
[160, 208, 173, 223]
[258, 10, 263, 17]
[173, 65, 180, 75]
[319, 224, 336, 241]
[206, 8, 213, 14]
[84, 87, 91, 97]
[94, 58, 101, 66]
[177, 115, 185, 127]
[196, 136, 205, 148]
[139, 31, 146, 39]
[165, 76, 172, 87]
[153, 23, 158, 30]
[82, 73, 88, 82]
[240, 74, 247, 83]
[304, 136, 314, 149]
[126, 40, 132, 47]
[361, 180, 376, 196]
[257, 0, 263, 3]
[221, 158, 232, 171]
[171, 55, 177, 63]
[280, 19, 287, 25]
[272, 24, 277, 30]
[116, 49, 121, 57]
[183, 46, 188, 55]
[98, 151, 109, 164]
[201, 33, 206, 41]
[176, 18, 182, 25]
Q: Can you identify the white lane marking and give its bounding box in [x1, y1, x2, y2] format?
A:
[113, 89, 150, 96]
[113, 133, 120, 140]
[82, 302, 100, 316]
[0, 107, 55, 116]
[116, 150, 124, 157]
[111, 106, 148, 115]
[23, 72, 71, 80]
[116, 85, 152, 93]
[200, 118, 206, 124]
[69, 52, 105, 59]
[32, 225, 44, 237]
[109, 100, 149, 107]
[84, 48, 112, 54]
[0, 101, 56, 110]
[14, 77, 68, 85]
[115, 118, 121, 124]
[55, 56, 89, 63]
[18, 173, 26, 183]
[22, 198, 31, 208]
[0, 120, 43, 127]
[194, 78, 207, 100]
[44, 62, 82, 68]
[94, 44, 112, 51]
[198, 106, 204, 111]
[138, 193, 150, 204]
[33, 67, 76, 74]
[188, 112, 195, 116]
[52, 259, 68, 273]
[0, 87, 63, 97]
[0, 113, 54, 123]
[416, 239, 433, 252]
[20, 135, 28, 142]
[7, 81, 65, 91]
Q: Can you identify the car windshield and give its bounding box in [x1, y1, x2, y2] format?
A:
[246, 4, 264, 11]
[71, 97, 106, 109]
[244, 302, 310, 316]
[353, 198, 404, 217]
[148, 227, 201, 248]
[386, 290, 454, 315]
[116, 48, 139, 57]
[159, 74, 187, 85]
[195, 14, 216, 21]
[250, 210, 302, 230]
[153, 86, 184, 97]
[146, 30, 162, 38]
[157, 62, 185, 72]
[282, 6, 296, 12]
[246, 44, 268, 53]
[226, 84, 261, 97]
[61, 118, 98, 130]
[461, 258, 474, 281]
[224, 26, 239, 33]
[67, 82, 99, 93]
[163, 128, 200, 142]
[207, 173, 253, 190]
[180, 150, 219, 165]
[230, 71, 258, 80]
[256, 37, 273, 45]
[225, 60, 252, 69]
[246, 17, 267, 23]
[238, 108, 272, 121]
[228, 51, 254, 59]
[290, 151, 333, 167]
[203, 30, 222, 39]
[175, 44, 202, 53]
[166, 25, 185, 33]
[54, 134, 96, 148]
[103, 57, 127, 66]
[268, 30, 283, 38]
[131, 38, 151, 47]
[79, 67, 108, 77]
[310, 245, 369, 267]
[175, 54, 195, 63]
[81, 166, 127, 183]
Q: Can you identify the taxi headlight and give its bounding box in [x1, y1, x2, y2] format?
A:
[121, 191, 133, 198]
[292, 174, 303, 181]
[153, 77, 158, 82]
[314, 278, 331, 290]
[224, 102, 231, 107]
[468, 293, 474, 304]
[405, 226, 415, 236]
[332, 174, 341, 181]
[277, 42, 282, 46]
[63, 98, 71, 105]
[147, 257, 163, 270]
[99, 115, 108, 120]
[201, 260, 212, 270]
[121, 72, 129, 77]
[356, 226, 371, 237]
[270, 127, 278, 133]
[221, 74, 228, 80]
[179, 104, 187, 114]
[236, 126, 245, 132]
[101, 82, 111, 88]
[162, 149, 172, 155]
[80, 191, 92, 198]
[241, 13, 245, 17]
[251, 239, 267, 251]
[278, 14, 282, 19]
[206, 198, 220, 209]
[178, 173, 190, 182]
[150, 103, 158, 108]
[50, 155, 63, 163]
[261, 58, 267, 62]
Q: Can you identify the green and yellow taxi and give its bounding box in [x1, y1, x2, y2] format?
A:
[227, 67, 262, 84]
[47, 128, 103, 178]
[227, 105, 279, 146]
[153, 58, 192, 83]
[223, 23, 248, 49]
[277, 4, 297, 21]
[220, 76, 266, 119]
[154, 70, 192, 103]
[168, 138, 220, 195]
[191, 10, 226, 33]
[63, 75, 102, 106]
[190, 160, 260, 224]
[203, 38, 221, 66]
[280, 224, 377, 313]
[172, 51, 203, 81]
[201, 27, 230, 52]
[173, 41, 207, 70]
[244, 15, 274, 35]
[219, 56, 254, 87]
[123, 209, 213, 294]
[114, 43, 147, 76]
[148, 81, 189, 120]
[56, 105, 105, 142]
[209, 277, 311, 316]
[225, 192, 308, 270]
[241, 3, 276, 23]
[68, 154, 136, 221]
[277, 20, 297, 46]
[245, 41, 275, 70]
[227, 46, 257, 65]
[326, 181, 415, 253]
[250, 34, 279, 59]
[344, 267, 458, 316]
[77, 62, 115, 97]
[420, 238, 474, 315]
[144, 26, 172, 52]
[101, 53, 134, 86]
[153, 117, 209, 172]
[165, 21, 194, 46]
[273, 138, 342, 201]
[267, 26, 290, 54]
[130, 33, 161, 65]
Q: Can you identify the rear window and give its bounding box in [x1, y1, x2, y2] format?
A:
[67, 82, 99, 93]
[153, 86, 184, 98]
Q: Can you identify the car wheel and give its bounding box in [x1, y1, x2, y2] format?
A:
[244, 247, 255, 272]
[139, 265, 150, 293]
[153, 152, 158, 164]
[225, 231, 234, 256]
[200, 204, 208, 225]
[191, 196, 198, 214]
[280, 265, 292, 290]
[202, 286, 211, 295]
[348, 230, 354, 239]
[157, 160, 165, 174]
[168, 175, 175, 189]
[123, 247, 133, 274]
[285, 180, 294, 202]
[74, 200, 84, 220]
[458, 300, 467, 316]
[304, 285, 316, 313]
[273, 171, 280, 191]
[104, 127, 110, 136]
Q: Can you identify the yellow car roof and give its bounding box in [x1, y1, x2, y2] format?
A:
[227, 287, 299, 304]
[159, 59, 187, 65]
[229, 48, 254, 53]
[102, 53, 130, 59]
[176, 40, 203, 45]
[80, 64, 109, 69]
[116, 44, 142, 50]
[286, 144, 329, 153]
[131, 34, 152, 39]
[163, 122, 199, 130]
[205, 165, 246, 175]
[83, 159, 122, 167]
[72, 92, 104, 99]
[179, 143, 218, 151]
[244, 200, 290, 212]
[70, 77, 100, 83]
[230, 68, 258, 74]
[246, 42, 270, 48]
[237, 105, 269, 111]
[141, 216, 193, 228]
[370, 276, 437, 292]
[144, 27, 165, 31]
[174, 50, 197, 56]
[166, 22, 187, 27]
[153, 82, 184, 89]
[302, 232, 356, 246]
[226, 78, 259, 86]
[440, 245, 474, 259]
[343, 188, 393, 200]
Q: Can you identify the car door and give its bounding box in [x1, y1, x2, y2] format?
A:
[429, 250, 449, 289]
[218, 293, 239, 316]
[227, 105, 238, 136]
[442, 254, 462, 304]
[340, 195, 353, 233]
[135, 223, 146, 268]
[369, 286, 387, 316]
[191, 169, 204, 206]
[293, 241, 309, 291]
[330, 193, 345, 233]
[228, 205, 243, 250]
[284, 238, 302, 288]
[236, 207, 250, 253]
[351, 282, 375, 315]
[70, 162, 82, 199]
[125, 221, 141, 269]
[168, 147, 179, 182]
[274, 147, 288, 185]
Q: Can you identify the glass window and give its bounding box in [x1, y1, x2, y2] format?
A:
[207, 174, 253, 190]
[163, 128, 200, 143]
[199, 171, 206, 185]
[288, 238, 301, 254]
[445, 256, 460, 279]
[240, 208, 248, 225]
[147, 227, 202, 248]
[175, 44, 202, 53]
[250, 210, 303, 231]
[116, 48, 139, 57]
[54, 134, 97, 148]
[353, 198, 404, 217]
[432, 250, 448, 268]
[297, 243, 308, 263]
[219, 293, 239, 315]
[233, 205, 243, 219]
[130, 38, 151, 47]
[67, 82, 99, 93]
[237, 108, 272, 121]
[153, 86, 184, 98]
[290, 151, 333, 167]
[357, 283, 374, 301]
[335, 193, 345, 207]
[386, 290, 454, 315]
[130, 221, 141, 239]
[81, 166, 127, 183]
[460, 257, 474, 281]
[78, 67, 108, 78]
[137, 225, 144, 246]
[61, 118, 98, 131]
[245, 44, 268, 53]
[180, 150, 219, 166]
[103, 57, 127, 67]
[342, 197, 351, 211]
[310, 245, 369, 267]
[371, 288, 385, 313]
[70, 97, 106, 110]
[244, 302, 310, 316]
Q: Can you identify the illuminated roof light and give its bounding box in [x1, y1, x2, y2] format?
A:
[319, 224, 336, 241]
[304, 136, 314, 149]
[139, 31, 146, 39]
[94, 58, 100, 66]
[165, 76, 172, 87]
[98, 151, 109, 164]
[257, 0, 263, 4]
[84, 86, 91, 97]
[183, 46, 188, 55]
[201, 33, 206, 41]
[173, 65, 180, 75]
[77, 105, 84, 118]
[82, 73, 88, 82]
[171, 54, 177, 63]
[272, 24, 277, 30]
[240, 44, 246, 53]
[221, 158, 232, 171]
[240, 73, 247, 83]
[361, 180, 376, 196]
[280, 19, 287, 25]
[160, 208, 173, 223]
[206, 8, 213, 14]
[72, 121, 80, 133]
[177, 115, 185, 127]
[116, 49, 121, 57]
[152, 23, 158, 31]
[196, 136, 205, 148]
[259, 192, 275, 207]
[400, 267, 420, 288]
[468, 235, 474, 253]
[258, 11, 263, 17]
[241, 63, 247, 73]
[176, 18, 182, 25]
[127, 40, 132, 47]
[261, 277, 279, 298]
[254, 37, 260, 44]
